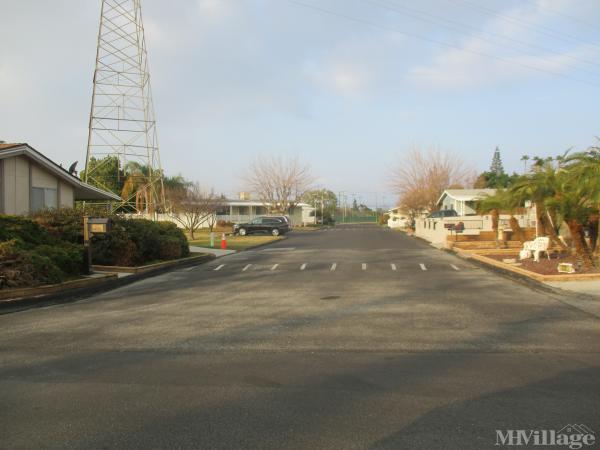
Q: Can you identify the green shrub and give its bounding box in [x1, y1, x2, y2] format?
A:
[0, 215, 52, 248]
[1, 214, 189, 276]
[0, 216, 84, 288]
[119, 218, 162, 263]
[91, 226, 137, 267]
[35, 243, 84, 276]
[157, 221, 189, 257]
[99, 218, 189, 265]
[158, 236, 182, 260]
[31, 208, 85, 244]
[23, 252, 63, 285]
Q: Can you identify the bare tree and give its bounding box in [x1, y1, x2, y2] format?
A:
[204, 196, 225, 232]
[244, 156, 314, 215]
[391, 147, 475, 214]
[168, 183, 221, 239]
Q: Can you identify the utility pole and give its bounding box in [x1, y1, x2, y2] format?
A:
[320, 190, 324, 224]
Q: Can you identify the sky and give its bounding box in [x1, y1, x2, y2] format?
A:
[2, 0, 600, 208]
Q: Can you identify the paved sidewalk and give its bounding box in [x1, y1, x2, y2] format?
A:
[190, 246, 236, 257]
[545, 280, 600, 297]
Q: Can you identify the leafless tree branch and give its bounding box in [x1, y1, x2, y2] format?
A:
[244, 156, 315, 214]
[391, 146, 475, 216]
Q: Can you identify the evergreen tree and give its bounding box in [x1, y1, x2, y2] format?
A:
[490, 146, 505, 176]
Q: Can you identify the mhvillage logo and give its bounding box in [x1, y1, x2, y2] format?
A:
[495, 425, 596, 449]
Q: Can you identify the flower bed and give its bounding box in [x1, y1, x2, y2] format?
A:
[483, 253, 600, 276]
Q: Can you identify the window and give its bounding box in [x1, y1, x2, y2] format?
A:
[31, 187, 57, 212]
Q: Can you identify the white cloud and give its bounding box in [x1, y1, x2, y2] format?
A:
[302, 31, 406, 97]
[196, 0, 231, 18]
[407, 0, 600, 89]
[305, 61, 372, 96]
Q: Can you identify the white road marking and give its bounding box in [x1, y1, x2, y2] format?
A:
[390, 263, 397, 271]
[270, 264, 279, 271]
[242, 264, 252, 272]
[419, 263, 427, 271]
[214, 264, 225, 271]
[330, 263, 337, 271]
[300, 263, 307, 271]
[451, 264, 460, 271]
[362, 263, 367, 270]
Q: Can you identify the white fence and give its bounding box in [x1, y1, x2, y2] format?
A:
[415, 213, 535, 246]
[124, 211, 315, 229]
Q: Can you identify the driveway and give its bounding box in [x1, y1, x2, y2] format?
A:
[1, 224, 599, 449]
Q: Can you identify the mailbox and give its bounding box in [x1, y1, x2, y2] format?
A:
[88, 217, 111, 234]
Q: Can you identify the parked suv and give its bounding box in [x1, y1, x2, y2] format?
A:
[233, 216, 290, 236]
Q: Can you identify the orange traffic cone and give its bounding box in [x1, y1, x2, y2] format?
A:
[220, 232, 227, 250]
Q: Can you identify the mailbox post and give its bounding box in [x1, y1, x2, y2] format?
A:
[83, 216, 111, 275]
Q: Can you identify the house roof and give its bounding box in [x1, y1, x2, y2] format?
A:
[437, 189, 496, 205]
[388, 206, 407, 214]
[0, 143, 121, 201]
[0, 143, 25, 150]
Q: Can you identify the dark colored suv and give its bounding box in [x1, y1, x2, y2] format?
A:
[233, 216, 290, 236]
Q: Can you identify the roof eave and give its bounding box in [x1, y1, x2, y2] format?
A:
[0, 144, 120, 202]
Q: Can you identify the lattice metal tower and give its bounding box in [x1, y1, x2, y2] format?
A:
[85, 0, 165, 213]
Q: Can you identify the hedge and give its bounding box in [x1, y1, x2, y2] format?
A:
[92, 218, 189, 266]
[0, 216, 83, 288]
[32, 210, 190, 266]
[0, 211, 190, 289]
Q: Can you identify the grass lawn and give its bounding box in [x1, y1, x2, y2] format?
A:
[187, 230, 282, 251]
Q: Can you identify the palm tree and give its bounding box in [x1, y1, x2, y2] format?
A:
[499, 189, 527, 243]
[520, 155, 530, 174]
[509, 163, 566, 249]
[477, 190, 527, 246]
[563, 149, 600, 259]
[121, 162, 152, 213]
[545, 170, 595, 268]
[477, 193, 504, 248]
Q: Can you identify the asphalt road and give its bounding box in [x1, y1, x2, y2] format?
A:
[1, 224, 599, 449]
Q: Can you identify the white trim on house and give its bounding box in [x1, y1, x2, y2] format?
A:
[437, 189, 497, 216]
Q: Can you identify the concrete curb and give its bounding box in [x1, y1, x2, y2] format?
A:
[455, 249, 600, 282]
[451, 249, 562, 296]
[91, 253, 217, 274]
[0, 274, 118, 302]
[0, 252, 215, 315]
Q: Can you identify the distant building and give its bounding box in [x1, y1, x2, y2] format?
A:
[387, 206, 410, 228]
[0, 143, 120, 215]
[219, 193, 316, 226]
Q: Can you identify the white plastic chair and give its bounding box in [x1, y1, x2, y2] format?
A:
[520, 237, 550, 262]
[531, 237, 550, 262]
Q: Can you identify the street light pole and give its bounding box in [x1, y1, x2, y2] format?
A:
[321, 190, 324, 224]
